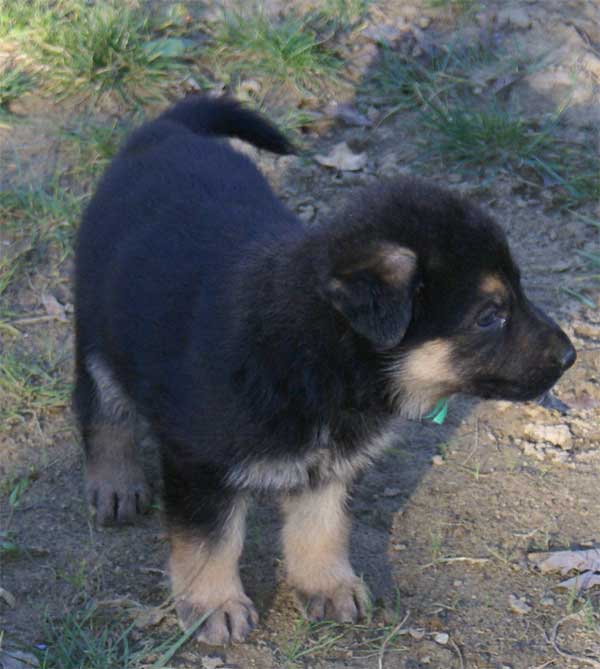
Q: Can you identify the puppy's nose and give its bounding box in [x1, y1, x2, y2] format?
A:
[558, 342, 576, 371]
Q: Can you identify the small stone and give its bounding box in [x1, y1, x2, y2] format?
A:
[382, 487, 403, 497]
[392, 542, 407, 551]
[509, 594, 531, 615]
[434, 632, 449, 645]
[363, 23, 402, 44]
[409, 627, 425, 640]
[431, 455, 444, 466]
[540, 595, 555, 607]
[497, 8, 532, 29]
[201, 656, 225, 669]
[418, 16, 431, 29]
[523, 424, 572, 449]
[298, 204, 315, 223]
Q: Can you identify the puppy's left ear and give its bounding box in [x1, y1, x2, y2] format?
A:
[325, 243, 418, 349]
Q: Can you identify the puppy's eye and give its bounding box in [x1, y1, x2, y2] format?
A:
[476, 306, 506, 329]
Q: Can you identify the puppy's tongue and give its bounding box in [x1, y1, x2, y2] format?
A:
[424, 398, 449, 424]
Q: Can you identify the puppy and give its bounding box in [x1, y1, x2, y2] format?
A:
[74, 96, 576, 644]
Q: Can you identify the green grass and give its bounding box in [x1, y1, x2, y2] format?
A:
[38, 603, 208, 669]
[8, 1, 191, 105]
[278, 609, 410, 666]
[420, 100, 600, 204]
[367, 47, 458, 111]
[0, 184, 82, 294]
[425, 0, 476, 11]
[208, 8, 342, 96]
[0, 64, 36, 109]
[61, 118, 130, 184]
[0, 350, 71, 424]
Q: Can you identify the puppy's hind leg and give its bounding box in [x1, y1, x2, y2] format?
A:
[163, 455, 257, 645]
[281, 480, 370, 623]
[74, 353, 151, 525]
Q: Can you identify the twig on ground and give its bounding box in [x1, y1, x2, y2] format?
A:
[378, 610, 410, 669]
[546, 612, 600, 668]
[450, 638, 465, 669]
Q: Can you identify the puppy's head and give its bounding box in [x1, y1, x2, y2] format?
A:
[324, 180, 576, 418]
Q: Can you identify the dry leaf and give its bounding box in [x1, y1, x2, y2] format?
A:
[0, 586, 16, 607]
[41, 293, 67, 321]
[509, 594, 531, 615]
[529, 549, 600, 575]
[0, 650, 40, 669]
[324, 102, 372, 127]
[314, 142, 367, 171]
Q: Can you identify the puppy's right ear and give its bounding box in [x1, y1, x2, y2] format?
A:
[325, 243, 418, 350]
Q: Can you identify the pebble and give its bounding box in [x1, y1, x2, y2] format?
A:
[432, 455, 444, 466]
[434, 632, 449, 645]
[522, 423, 572, 449]
[409, 627, 425, 640]
[298, 204, 315, 223]
[382, 487, 403, 497]
[497, 8, 532, 29]
[540, 595, 555, 607]
[509, 594, 532, 615]
[392, 542, 407, 551]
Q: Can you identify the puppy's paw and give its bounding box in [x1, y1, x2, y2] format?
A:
[86, 465, 151, 525]
[300, 579, 371, 623]
[176, 595, 258, 645]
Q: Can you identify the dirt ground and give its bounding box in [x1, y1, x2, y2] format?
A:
[1, 1, 599, 667]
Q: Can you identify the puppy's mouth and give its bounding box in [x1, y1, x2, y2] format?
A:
[472, 375, 563, 402]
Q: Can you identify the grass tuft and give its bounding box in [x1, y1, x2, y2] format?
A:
[208, 8, 342, 96]
[39, 603, 208, 669]
[420, 100, 600, 205]
[0, 64, 36, 109]
[425, 0, 476, 11]
[18, 1, 190, 105]
[0, 350, 71, 425]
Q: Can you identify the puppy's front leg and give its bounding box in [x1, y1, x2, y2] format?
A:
[281, 480, 370, 622]
[163, 458, 257, 645]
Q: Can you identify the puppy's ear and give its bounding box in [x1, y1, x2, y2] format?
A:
[325, 243, 418, 349]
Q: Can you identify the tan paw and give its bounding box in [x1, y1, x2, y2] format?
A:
[176, 595, 258, 645]
[300, 579, 371, 623]
[86, 464, 151, 525]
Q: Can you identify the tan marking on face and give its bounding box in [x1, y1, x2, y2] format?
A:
[281, 481, 357, 596]
[388, 338, 458, 419]
[169, 499, 248, 609]
[479, 274, 508, 298]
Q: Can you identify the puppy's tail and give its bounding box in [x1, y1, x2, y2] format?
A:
[157, 95, 295, 155]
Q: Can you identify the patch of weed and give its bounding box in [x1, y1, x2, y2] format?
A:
[425, 0, 476, 11]
[61, 118, 131, 185]
[0, 350, 71, 425]
[0, 184, 82, 290]
[39, 603, 207, 669]
[420, 100, 600, 204]
[0, 64, 36, 109]
[367, 48, 453, 111]
[278, 610, 409, 666]
[23, 1, 191, 105]
[208, 8, 342, 96]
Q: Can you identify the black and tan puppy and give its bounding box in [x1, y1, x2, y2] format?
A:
[74, 96, 576, 644]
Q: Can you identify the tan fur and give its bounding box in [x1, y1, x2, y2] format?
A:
[170, 499, 248, 607]
[338, 244, 416, 286]
[479, 274, 508, 298]
[281, 481, 355, 594]
[388, 338, 458, 419]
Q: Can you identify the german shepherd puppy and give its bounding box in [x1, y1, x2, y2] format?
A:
[74, 97, 576, 644]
